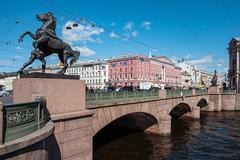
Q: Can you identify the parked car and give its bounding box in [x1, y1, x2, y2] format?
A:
[0, 89, 9, 97]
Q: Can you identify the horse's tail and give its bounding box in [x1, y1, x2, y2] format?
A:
[70, 50, 80, 66]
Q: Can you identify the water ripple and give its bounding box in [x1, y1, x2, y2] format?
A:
[94, 111, 240, 160]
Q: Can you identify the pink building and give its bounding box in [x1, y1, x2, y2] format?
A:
[149, 56, 182, 88]
[107, 54, 181, 88]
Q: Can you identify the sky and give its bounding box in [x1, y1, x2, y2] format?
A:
[1, 0, 240, 73]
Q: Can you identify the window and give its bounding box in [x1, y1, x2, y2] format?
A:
[111, 64, 116, 67]
[123, 62, 127, 65]
[131, 67, 133, 72]
[125, 68, 127, 72]
[110, 69, 112, 73]
[104, 79, 106, 83]
[102, 66, 106, 69]
[104, 72, 106, 76]
[120, 68, 122, 72]
[130, 74, 133, 79]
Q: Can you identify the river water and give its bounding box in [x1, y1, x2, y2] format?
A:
[94, 111, 240, 160]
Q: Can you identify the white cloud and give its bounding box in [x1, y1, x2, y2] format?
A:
[124, 21, 135, 30]
[110, 22, 116, 26]
[184, 54, 192, 60]
[73, 46, 96, 56]
[187, 55, 213, 65]
[14, 55, 24, 60]
[132, 30, 138, 37]
[109, 32, 119, 38]
[62, 21, 104, 44]
[141, 21, 151, 30]
[0, 60, 13, 66]
[16, 46, 22, 50]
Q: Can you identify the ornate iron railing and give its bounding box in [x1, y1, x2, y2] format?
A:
[86, 90, 159, 107]
[222, 89, 236, 94]
[166, 89, 192, 98]
[2, 99, 46, 143]
[195, 89, 208, 95]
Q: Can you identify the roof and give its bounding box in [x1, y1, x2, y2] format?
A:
[233, 37, 240, 41]
[229, 37, 240, 45]
[107, 54, 149, 62]
[150, 56, 175, 65]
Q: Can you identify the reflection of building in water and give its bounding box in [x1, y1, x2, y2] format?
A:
[228, 38, 240, 91]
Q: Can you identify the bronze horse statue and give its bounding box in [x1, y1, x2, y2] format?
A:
[18, 12, 80, 74]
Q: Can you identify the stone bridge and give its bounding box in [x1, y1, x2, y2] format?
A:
[0, 76, 237, 160]
[92, 95, 209, 136]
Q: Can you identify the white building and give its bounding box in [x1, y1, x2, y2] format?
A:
[0, 76, 17, 91]
[176, 62, 213, 88]
[66, 60, 108, 89]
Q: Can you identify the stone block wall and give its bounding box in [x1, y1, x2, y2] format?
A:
[52, 111, 94, 160]
[221, 94, 236, 110]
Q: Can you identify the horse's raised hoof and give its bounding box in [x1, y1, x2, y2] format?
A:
[18, 70, 24, 75]
[57, 70, 65, 75]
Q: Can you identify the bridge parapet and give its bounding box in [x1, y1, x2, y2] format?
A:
[86, 90, 159, 108]
[0, 98, 46, 144]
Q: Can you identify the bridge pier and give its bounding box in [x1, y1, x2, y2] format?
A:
[191, 107, 200, 119]
[183, 106, 200, 119]
[13, 74, 94, 160]
[208, 86, 222, 111]
[145, 115, 171, 135]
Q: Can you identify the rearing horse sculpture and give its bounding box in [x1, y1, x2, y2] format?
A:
[18, 12, 80, 74]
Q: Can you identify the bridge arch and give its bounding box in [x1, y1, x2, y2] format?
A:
[197, 98, 208, 108]
[93, 112, 158, 151]
[169, 103, 191, 119]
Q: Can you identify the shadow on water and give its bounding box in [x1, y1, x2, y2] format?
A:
[93, 125, 138, 151]
[93, 112, 158, 152]
[94, 111, 240, 160]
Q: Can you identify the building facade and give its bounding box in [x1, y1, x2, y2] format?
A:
[149, 56, 181, 88]
[0, 76, 17, 91]
[66, 60, 108, 89]
[228, 38, 240, 91]
[176, 62, 213, 88]
[107, 54, 182, 88]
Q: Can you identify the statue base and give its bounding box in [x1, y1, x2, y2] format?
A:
[208, 85, 220, 94]
[13, 73, 94, 160]
[20, 72, 79, 80]
[13, 74, 85, 115]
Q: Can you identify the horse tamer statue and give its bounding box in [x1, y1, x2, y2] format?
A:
[18, 12, 80, 74]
